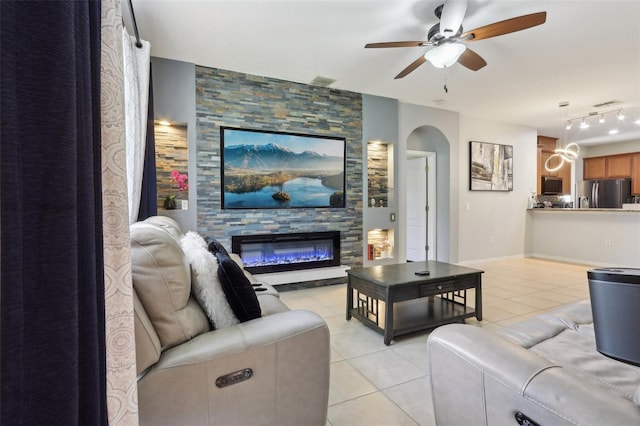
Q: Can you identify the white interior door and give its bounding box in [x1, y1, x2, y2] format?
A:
[426, 154, 436, 260]
[406, 157, 427, 261]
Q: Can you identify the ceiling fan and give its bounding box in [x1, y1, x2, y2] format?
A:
[365, 0, 546, 79]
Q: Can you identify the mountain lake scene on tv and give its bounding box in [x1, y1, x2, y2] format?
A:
[222, 129, 345, 208]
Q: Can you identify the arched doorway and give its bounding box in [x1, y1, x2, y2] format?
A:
[406, 126, 450, 262]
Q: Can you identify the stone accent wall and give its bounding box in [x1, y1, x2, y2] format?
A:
[195, 67, 363, 268]
[367, 141, 389, 207]
[155, 123, 189, 208]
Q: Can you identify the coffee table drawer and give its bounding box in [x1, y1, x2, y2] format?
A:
[420, 279, 457, 296]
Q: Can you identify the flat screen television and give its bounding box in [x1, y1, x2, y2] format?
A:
[220, 127, 346, 209]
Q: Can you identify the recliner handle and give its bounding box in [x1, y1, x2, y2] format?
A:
[515, 411, 540, 426]
[215, 368, 253, 388]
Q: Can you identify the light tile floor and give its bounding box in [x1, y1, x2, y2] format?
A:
[279, 257, 594, 426]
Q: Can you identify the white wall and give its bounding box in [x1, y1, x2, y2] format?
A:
[458, 116, 538, 262]
[530, 210, 640, 267]
[582, 139, 640, 158]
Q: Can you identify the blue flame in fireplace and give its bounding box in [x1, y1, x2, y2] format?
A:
[242, 242, 334, 268]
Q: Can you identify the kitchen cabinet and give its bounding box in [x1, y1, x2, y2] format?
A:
[558, 158, 571, 194]
[632, 153, 640, 195]
[583, 153, 634, 180]
[583, 157, 606, 180]
[540, 151, 560, 176]
[537, 136, 570, 194]
[606, 155, 632, 178]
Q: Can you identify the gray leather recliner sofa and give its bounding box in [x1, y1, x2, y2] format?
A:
[428, 300, 640, 426]
[131, 216, 330, 426]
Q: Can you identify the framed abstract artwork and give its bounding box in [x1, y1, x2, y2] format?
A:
[469, 141, 513, 191]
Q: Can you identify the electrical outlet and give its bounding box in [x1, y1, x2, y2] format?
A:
[605, 238, 612, 246]
[489, 236, 495, 244]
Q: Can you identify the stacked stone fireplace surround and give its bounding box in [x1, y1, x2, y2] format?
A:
[194, 67, 364, 288]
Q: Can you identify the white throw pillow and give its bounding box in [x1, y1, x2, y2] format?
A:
[180, 231, 239, 329]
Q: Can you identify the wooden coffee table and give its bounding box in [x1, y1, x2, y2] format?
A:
[346, 261, 483, 345]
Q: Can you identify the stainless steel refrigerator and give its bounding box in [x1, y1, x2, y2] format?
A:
[578, 178, 632, 208]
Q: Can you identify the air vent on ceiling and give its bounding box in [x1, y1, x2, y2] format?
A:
[309, 76, 336, 87]
[592, 100, 622, 108]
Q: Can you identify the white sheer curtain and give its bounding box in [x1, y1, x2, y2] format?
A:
[102, 1, 140, 423]
[122, 29, 151, 224]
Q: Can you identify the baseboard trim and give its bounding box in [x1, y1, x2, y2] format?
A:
[457, 254, 526, 266]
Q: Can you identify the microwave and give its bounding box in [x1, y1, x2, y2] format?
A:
[541, 176, 563, 194]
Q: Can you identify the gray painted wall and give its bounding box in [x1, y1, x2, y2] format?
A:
[406, 126, 451, 262]
[362, 94, 399, 265]
[398, 102, 460, 262]
[151, 57, 197, 231]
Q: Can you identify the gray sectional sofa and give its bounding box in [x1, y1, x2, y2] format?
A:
[428, 300, 640, 425]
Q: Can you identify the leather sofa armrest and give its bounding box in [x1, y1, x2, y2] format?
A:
[138, 310, 330, 426]
[428, 324, 640, 426]
[152, 309, 326, 367]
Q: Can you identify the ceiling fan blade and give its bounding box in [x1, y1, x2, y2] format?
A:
[365, 41, 430, 48]
[461, 11, 546, 42]
[440, 0, 468, 38]
[457, 47, 487, 71]
[394, 55, 427, 79]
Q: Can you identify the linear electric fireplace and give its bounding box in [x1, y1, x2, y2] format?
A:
[232, 231, 341, 274]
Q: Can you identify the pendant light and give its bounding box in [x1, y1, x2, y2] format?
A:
[545, 102, 580, 172]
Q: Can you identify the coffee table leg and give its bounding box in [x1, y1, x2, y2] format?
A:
[383, 300, 393, 345]
[346, 281, 353, 320]
[475, 280, 482, 321]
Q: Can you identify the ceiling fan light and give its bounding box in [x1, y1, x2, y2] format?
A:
[566, 121, 572, 130]
[617, 110, 625, 120]
[425, 42, 466, 68]
[599, 114, 605, 124]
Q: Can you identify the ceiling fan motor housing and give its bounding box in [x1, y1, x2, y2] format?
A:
[428, 23, 462, 45]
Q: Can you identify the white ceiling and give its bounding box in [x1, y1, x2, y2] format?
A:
[124, 0, 640, 146]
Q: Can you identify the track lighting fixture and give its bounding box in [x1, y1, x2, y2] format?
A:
[564, 109, 625, 130]
[579, 118, 589, 129]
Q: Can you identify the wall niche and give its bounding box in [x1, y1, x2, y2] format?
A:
[155, 122, 189, 210]
[367, 140, 394, 208]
